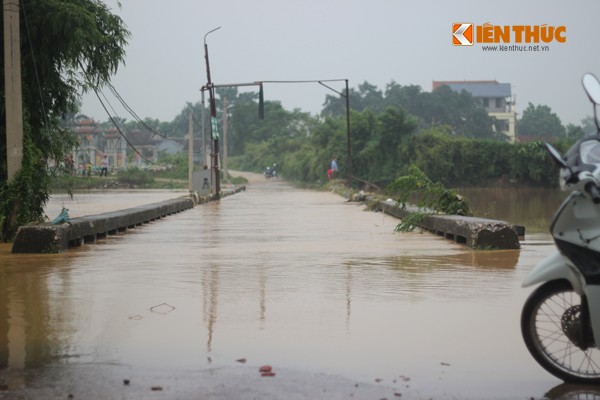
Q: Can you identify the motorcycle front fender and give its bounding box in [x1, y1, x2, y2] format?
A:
[584, 286, 600, 346]
[522, 252, 584, 294]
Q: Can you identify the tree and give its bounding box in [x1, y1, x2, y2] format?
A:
[0, 0, 129, 240]
[581, 116, 597, 136]
[325, 81, 501, 140]
[321, 81, 383, 118]
[167, 101, 202, 137]
[565, 123, 585, 140]
[518, 103, 566, 139]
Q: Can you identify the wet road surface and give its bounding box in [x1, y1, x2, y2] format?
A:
[0, 174, 592, 399]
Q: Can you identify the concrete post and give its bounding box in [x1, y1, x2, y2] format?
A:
[4, 0, 23, 181]
[188, 112, 193, 191]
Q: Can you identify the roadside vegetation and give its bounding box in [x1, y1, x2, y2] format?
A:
[0, 0, 129, 240]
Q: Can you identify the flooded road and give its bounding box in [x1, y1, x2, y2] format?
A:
[0, 176, 586, 399]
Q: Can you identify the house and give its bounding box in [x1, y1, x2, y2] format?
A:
[180, 138, 208, 165]
[156, 139, 183, 155]
[432, 80, 517, 142]
[103, 127, 127, 171]
[68, 118, 126, 173]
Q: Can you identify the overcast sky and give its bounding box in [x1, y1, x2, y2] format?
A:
[80, 0, 600, 127]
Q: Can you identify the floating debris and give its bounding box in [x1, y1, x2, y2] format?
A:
[259, 365, 272, 373]
[259, 365, 276, 377]
[236, 358, 247, 364]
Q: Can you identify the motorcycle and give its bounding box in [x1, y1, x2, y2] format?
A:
[264, 163, 277, 179]
[521, 73, 600, 383]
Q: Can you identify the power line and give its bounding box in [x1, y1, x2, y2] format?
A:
[107, 83, 168, 139]
[78, 61, 154, 164]
[92, 87, 155, 164]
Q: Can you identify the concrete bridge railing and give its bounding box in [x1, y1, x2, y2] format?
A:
[12, 187, 246, 254]
[374, 200, 521, 250]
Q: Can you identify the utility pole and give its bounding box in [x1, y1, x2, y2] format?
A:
[345, 79, 352, 182]
[204, 27, 221, 198]
[222, 97, 228, 182]
[188, 112, 193, 192]
[200, 89, 207, 168]
[4, 0, 23, 181]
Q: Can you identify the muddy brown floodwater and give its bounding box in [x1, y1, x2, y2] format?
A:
[0, 173, 594, 399]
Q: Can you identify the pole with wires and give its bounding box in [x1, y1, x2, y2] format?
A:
[204, 27, 221, 199]
[4, 0, 23, 181]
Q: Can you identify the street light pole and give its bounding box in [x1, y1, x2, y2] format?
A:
[345, 79, 352, 183]
[204, 27, 221, 198]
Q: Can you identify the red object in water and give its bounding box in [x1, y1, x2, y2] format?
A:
[259, 365, 272, 373]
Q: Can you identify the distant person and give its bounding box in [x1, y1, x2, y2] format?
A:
[327, 168, 333, 180]
[100, 155, 108, 177]
[331, 158, 338, 178]
[202, 177, 210, 190]
[86, 162, 92, 177]
[65, 155, 74, 175]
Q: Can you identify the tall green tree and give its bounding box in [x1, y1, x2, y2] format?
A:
[518, 103, 566, 139]
[323, 81, 501, 140]
[0, 0, 129, 240]
[167, 101, 202, 137]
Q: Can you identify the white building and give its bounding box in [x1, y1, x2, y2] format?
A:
[432, 80, 517, 142]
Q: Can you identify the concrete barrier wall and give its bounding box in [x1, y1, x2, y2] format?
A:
[12, 186, 246, 254]
[374, 200, 520, 250]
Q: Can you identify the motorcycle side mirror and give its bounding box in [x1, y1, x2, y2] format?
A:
[583, 73, 600, 105]
[583, 73, 600, 133]
[544, 142, 568, 168]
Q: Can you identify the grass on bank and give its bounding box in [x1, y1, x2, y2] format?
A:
[50, 167, 248, 191]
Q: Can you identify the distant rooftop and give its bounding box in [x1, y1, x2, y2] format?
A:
[432, 80, 511, 98]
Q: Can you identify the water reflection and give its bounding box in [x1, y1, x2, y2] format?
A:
[457, 187, 565, 234]
[545, 383, 600, 399]
[0, 185, 561, 398]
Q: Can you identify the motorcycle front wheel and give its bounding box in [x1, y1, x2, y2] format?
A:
[521, 280, 600, 383]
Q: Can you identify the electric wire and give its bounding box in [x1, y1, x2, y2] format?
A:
[107, 83, 168, 139]
[22, 0, 155, 167]
[92, 87, 154, 164]
[78, 60, 154, 164]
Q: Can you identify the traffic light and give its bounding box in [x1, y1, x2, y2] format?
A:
[258, 83, 264, 120]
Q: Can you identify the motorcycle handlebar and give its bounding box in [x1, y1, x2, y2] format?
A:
[585, 182, 600, 204]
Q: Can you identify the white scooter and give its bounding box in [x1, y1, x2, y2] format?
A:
[521, 73, 600, 383]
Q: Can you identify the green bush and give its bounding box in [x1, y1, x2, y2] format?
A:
[117, 167, 154, 187]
